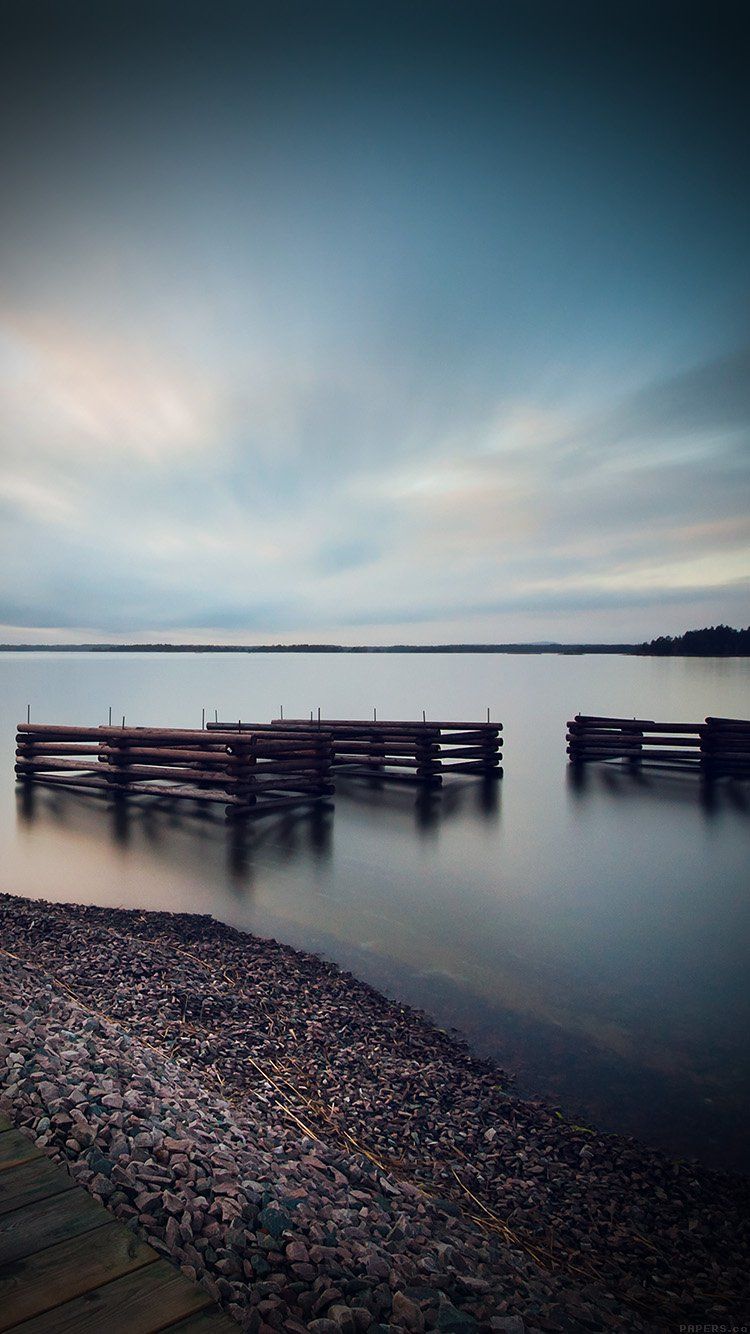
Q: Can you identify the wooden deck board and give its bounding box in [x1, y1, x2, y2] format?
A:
[0, 1131, 38, 1172]
[0, 1221, 155, 1329]
[0, 1114, 238, 1331]
[0, 1158, 75, 1216]
[0, 1189, 109, 1266]
[6, 1258, 213, 1332]
[160, 1311, 241, 1332]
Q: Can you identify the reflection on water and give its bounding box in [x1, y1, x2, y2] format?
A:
[16, 771, 500, 886]
[566, 758, 750, 817]
[2, 651, 749, 1171]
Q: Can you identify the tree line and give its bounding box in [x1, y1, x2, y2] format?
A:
[641, 625, 750, 655]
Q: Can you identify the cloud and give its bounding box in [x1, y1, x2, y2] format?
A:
[314, 539, 382, 576]
[0, 473, 77, 526]
[1, 292, 748, 642]
[0, 311, 221, 469]
[603, 348, 750, 443]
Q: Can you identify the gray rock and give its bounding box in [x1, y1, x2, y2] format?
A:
[258, 1205, 291, 1239]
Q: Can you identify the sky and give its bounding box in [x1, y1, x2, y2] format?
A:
[1, 0, 748, 644]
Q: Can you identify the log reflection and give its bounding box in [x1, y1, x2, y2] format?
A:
[564, 760, 747, 819]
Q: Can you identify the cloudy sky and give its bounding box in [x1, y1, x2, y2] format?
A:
[1, 0, 748, 644]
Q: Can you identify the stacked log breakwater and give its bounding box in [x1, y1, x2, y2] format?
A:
[567, 714, 750, 778]
[209, 718, 503, 784]
[14, 724, 334, 818]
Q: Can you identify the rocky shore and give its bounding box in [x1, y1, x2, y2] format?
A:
[1, 893, 748, 1333]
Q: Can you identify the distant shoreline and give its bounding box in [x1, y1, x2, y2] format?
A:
[1, 642, 749, 656]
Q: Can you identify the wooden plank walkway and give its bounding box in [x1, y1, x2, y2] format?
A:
[0, 1112, 237, 1333]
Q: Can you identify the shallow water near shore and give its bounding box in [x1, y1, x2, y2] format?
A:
[1, 650, 748, 1171]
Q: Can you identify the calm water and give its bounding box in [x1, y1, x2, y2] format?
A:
[2, 652, 748, 1171]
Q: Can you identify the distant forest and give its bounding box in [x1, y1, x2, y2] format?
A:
[641, 625, 750, 656]
[1, 626, 749, 654]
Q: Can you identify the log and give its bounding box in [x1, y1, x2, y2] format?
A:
[249, 760, 332, 775]
[573, 716, 703, 732]
[432, 730, 501, 744]
[16, 750, 104, 764]
[15, 775, 115, 793]
[16, 724, 325, 746]
[567, 742, 638, 753]
[267, 718, 502, 732]
[99, 745, 235, 764]
[640, 740, 702, 750]
[35, 782, 194, 803]
[16, 725, 120, 741]
[330, 740, 440, 755]
[568, 735, 700, 749]
[334, 767, 443, 785]
[14, 741, 103, 755]
[15, 774, 241, 802]
[282, 727, 443, 742]
[566, 735, 642, 746]
[97, 765, 246, 787]
[15, 758, 102, 774]
[433, 745, 501, 760]
[567, 729, 642, 738]
[568, 752, 639, 763]
[237, 744, 332, 757]
[438, 761, 503, 775]
[99, 751, 330, 775]
[125, 783, 238, 802]
[701, 737, 750, 752]
[704, 717, 750, 730]
[331, 755, 439, 771]
[94, 752, 328, 779]
[567, 724, 643, 734]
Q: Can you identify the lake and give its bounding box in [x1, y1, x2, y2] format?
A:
[1, 651, 748, 1171]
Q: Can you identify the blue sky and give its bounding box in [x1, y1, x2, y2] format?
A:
[1, 0, 748, 643]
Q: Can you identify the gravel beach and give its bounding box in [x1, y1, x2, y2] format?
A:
[1, 892, 748, 1333]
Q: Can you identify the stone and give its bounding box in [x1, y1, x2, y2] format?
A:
[327, 1308, 357, 1333]
[436, 1303, 478, 1332]
[350, 1312, 372, 1332]
[285, 1240, 309, 1264]
[391, 1291, 425, 1332]
[258, 1206, 292, 1239]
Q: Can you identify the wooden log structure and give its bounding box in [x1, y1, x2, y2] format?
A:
[209, 718, 503, 783]
[700, 717, 750, 777]
[567, 714, 750, 778]
[15, 724, 334, 818]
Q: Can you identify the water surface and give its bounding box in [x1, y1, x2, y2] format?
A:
[2, 651, 748, 1170]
